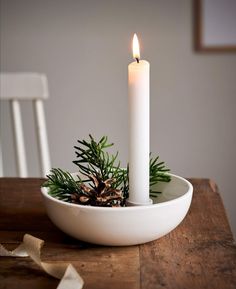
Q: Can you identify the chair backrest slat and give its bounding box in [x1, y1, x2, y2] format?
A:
[34, 99, 51, 177]
[11, 100, 28, 177]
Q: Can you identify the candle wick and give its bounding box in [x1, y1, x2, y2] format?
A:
[135, 57, 140, 63]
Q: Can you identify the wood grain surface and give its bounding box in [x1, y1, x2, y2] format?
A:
[0, 178, 235, 289]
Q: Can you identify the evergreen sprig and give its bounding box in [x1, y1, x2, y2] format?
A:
[43, 135, 171, 206]
[73, 135, 128, 194]
[43, 168, 81, 202]
[149, 154, 171, 197]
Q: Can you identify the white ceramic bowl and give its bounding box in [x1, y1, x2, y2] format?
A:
[41, 173, 193, 246]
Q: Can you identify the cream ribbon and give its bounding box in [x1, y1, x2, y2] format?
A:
[0, 234, 84, 289]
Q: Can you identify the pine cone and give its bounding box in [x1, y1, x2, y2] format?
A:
[71, 174, 124, 207]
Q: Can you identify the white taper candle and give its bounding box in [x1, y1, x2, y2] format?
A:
[128, 34, 151, 206]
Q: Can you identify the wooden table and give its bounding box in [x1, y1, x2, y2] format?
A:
[0, 178, 235, 289]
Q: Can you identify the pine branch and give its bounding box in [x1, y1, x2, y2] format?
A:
[43, 168, 82, 202]
[73, 135, 127, 191]
[43, 168, 125, 207]
[149, 154, 171, 196]
[43, 135, 171, 206]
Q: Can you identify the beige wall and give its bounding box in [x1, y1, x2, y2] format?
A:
[1, 0, 236, 237]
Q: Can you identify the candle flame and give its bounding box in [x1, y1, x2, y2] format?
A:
[132, 33, 140, 61]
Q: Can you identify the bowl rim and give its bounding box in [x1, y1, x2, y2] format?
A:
[41, 173, 193, 211]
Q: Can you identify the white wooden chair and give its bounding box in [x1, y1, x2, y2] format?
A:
[0, 73, 51, 177]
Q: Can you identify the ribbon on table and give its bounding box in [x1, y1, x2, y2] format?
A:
[0, 234, 84, 289]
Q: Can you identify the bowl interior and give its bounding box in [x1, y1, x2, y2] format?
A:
[150, 174, 191, 204]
